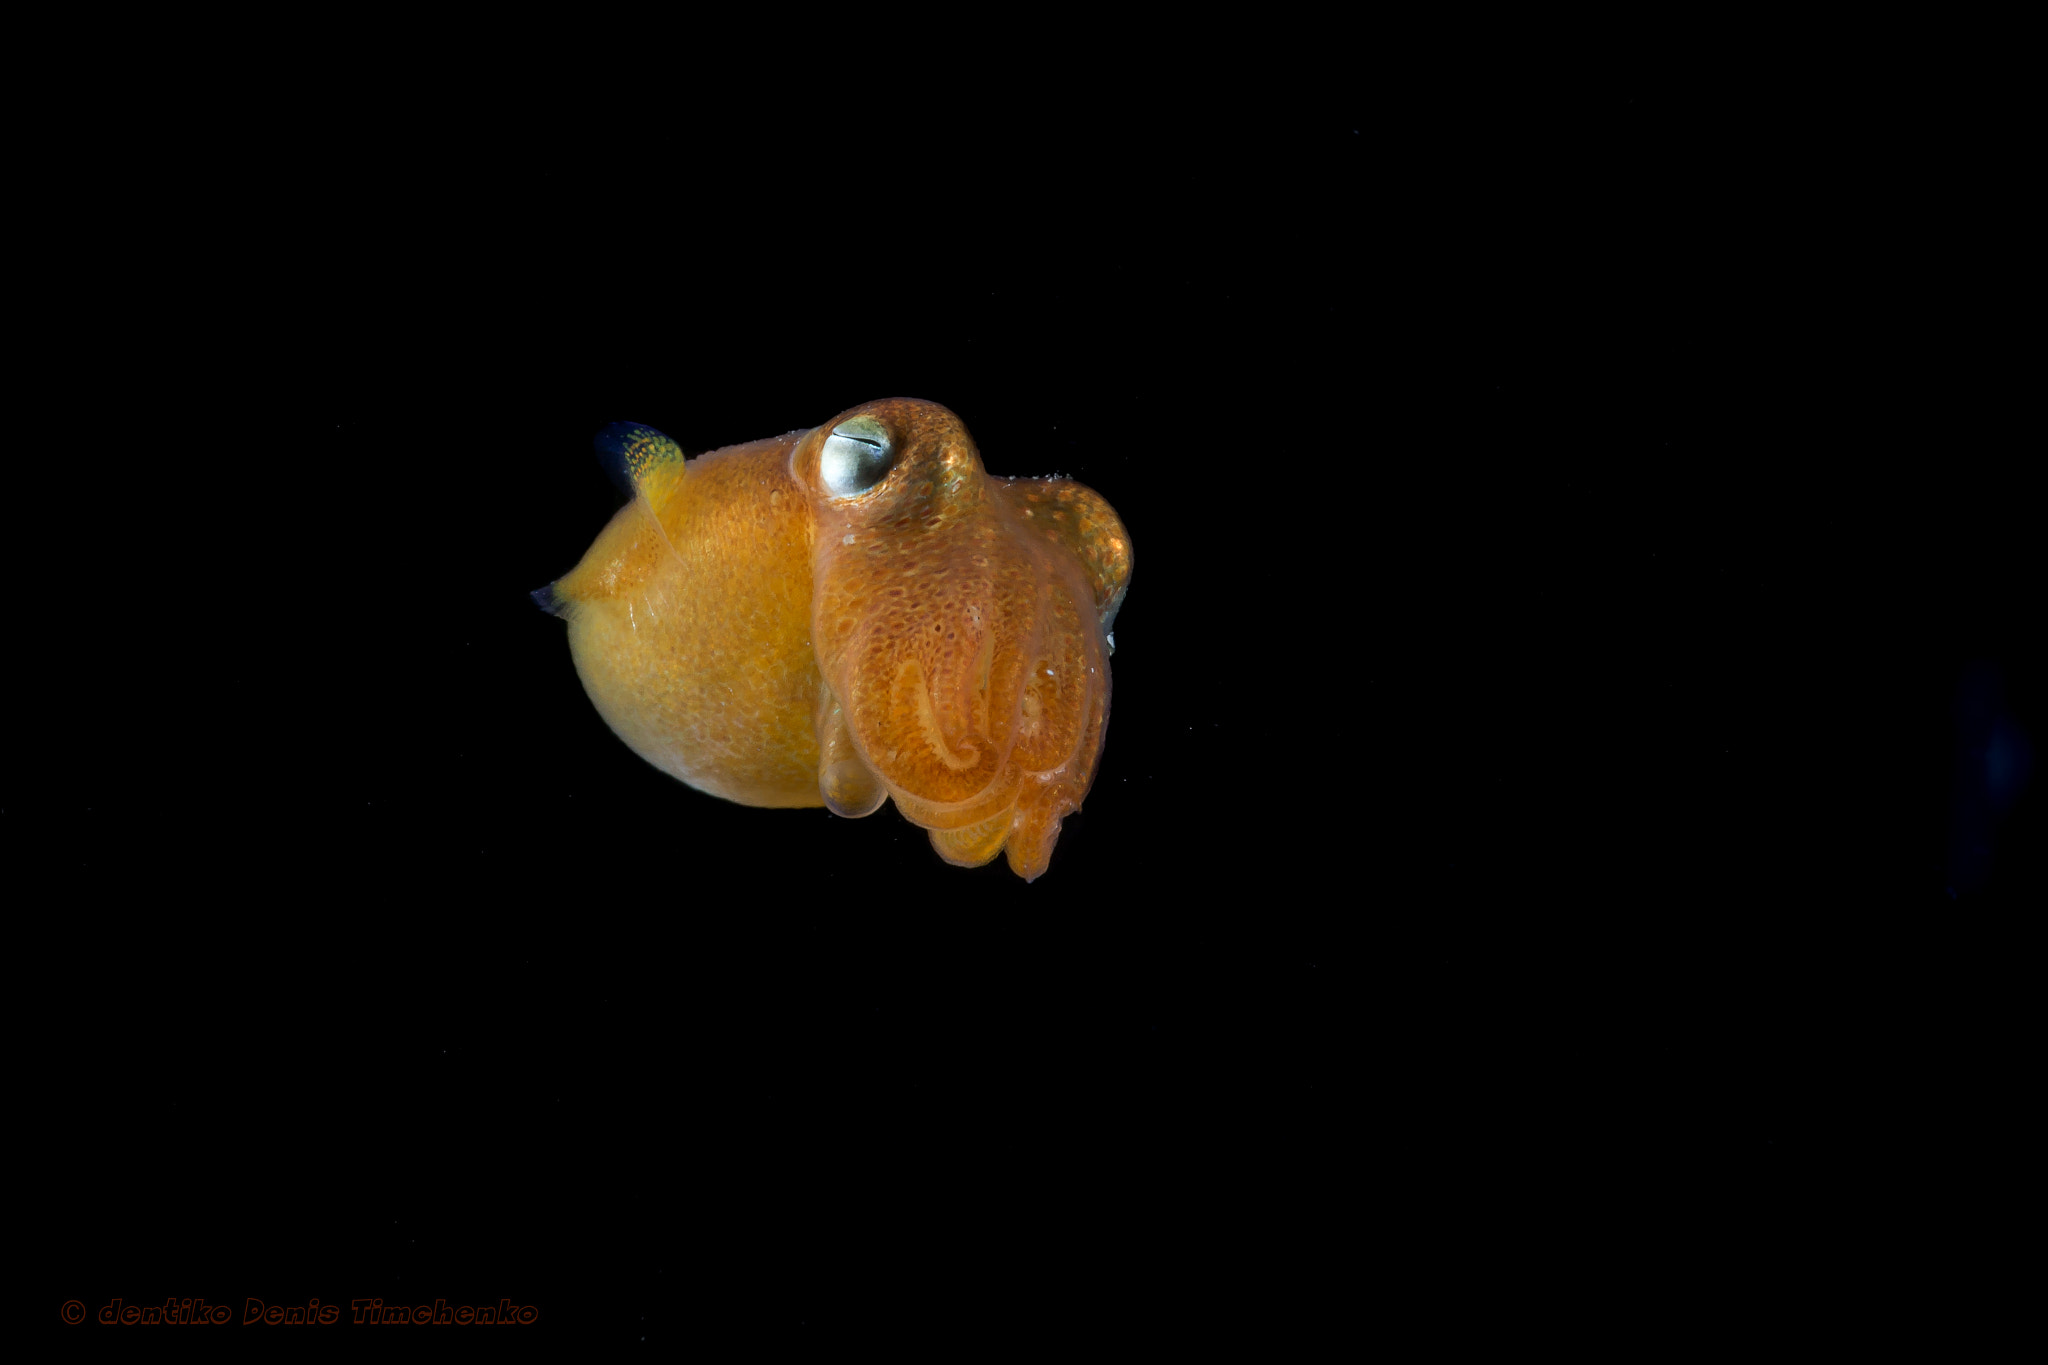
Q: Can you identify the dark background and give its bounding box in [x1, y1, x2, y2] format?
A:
[22, 88, 2032, 1346]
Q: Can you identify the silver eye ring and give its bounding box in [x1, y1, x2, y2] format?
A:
[819, 415, 895, 497]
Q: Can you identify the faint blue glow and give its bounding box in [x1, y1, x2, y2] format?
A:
[1947, 662, 2034, 895]
[1985, 723, 2030, 807]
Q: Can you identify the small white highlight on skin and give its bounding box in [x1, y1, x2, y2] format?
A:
[844, 534, 856, 545]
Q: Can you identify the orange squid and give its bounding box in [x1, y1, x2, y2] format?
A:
[535, 399, 1132, 880]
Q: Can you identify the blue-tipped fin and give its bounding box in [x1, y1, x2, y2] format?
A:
[531, 582, 563, 616]
[594, 422, 686, 499]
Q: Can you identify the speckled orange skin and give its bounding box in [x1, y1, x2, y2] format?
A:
[553, 434, 822, 806]
[548, 399, 1131, 880]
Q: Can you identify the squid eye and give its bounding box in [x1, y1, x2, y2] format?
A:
[819, 415, 895, 497]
